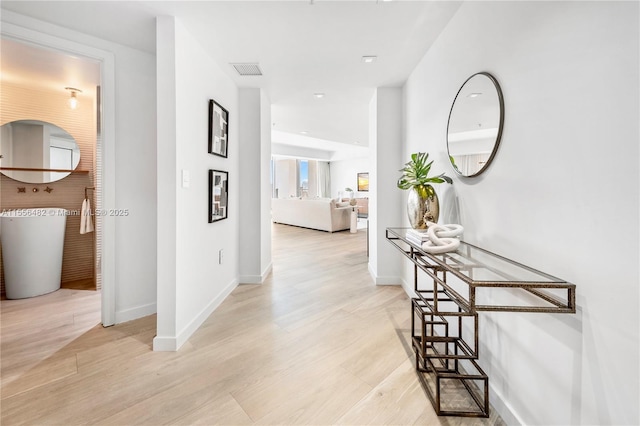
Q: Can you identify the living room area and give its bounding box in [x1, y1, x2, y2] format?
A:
[270, 155, 370, 235]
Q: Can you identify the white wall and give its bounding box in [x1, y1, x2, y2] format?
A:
[271, 143, 332, 161]
[112, 36, 157, 323]
[402, 2, 639, 424]
[260, 91, 272, 279]
[239, 89, 260, 283]
[155, 16, 178, 348]
[155, 16, 239, 350]
[330, 157, 369, 199]
[1, 10, 158, 324]
[239, 88, 272, 284]
[368, 88, 403, 285]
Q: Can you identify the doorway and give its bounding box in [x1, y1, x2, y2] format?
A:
[0, 22, 116, 325]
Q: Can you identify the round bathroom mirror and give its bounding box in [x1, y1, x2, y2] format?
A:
[0, 120, 81, 183]
[446, 72, 504, 177]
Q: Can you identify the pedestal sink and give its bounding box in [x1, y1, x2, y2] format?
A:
[0, 208, 67, 299]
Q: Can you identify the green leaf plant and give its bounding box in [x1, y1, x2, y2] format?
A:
[397, 152, 453, 198]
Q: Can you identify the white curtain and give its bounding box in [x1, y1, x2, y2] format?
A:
[317, 161, 331, 198]
[453, 153, 489, 176]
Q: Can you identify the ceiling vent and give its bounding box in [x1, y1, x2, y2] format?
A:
[230, 63, 263, 76]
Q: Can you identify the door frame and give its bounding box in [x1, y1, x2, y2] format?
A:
[2, 15, 116, 325]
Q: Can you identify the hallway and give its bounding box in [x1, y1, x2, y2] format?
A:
[1, 224, 502, 425]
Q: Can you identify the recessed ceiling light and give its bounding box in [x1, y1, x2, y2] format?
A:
[313, 93, 325, 99]
[467, 92, 483, 98]
[362, 56, 377, 63]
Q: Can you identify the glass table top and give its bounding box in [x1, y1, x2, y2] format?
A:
[386, 228, 568, 284]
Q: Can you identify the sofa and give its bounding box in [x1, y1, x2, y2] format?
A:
[271, 198, 351, 232]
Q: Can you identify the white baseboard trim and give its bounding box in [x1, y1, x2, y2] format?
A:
[400, 278, 416, 298]
[489, 385, 524, 425]
[239, 262, 273, 284]
[367, 262, 401, 285]
[262, 262, 273, 280]
[152, 335, 178, 351]
[239, 275, 261, 284]
[367, 262, 377, 281]
[114, 302, 157, 324]
[375, 277, 402, 285]
[152, 278, 238, 352]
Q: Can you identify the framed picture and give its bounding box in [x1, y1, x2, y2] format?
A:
[357, 172, 369, 192]
[209, 169, 228, 223]
[208, 99, 229, 157]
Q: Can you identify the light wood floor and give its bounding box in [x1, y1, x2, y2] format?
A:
[1, 224, 504, 425]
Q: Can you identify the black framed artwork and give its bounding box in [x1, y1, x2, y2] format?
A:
[208, 99, 229, 157]
[357, 172, 369, 192]
[209, 169, 229, 223]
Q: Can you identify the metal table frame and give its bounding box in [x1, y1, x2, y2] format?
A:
[386, 228, 576, 417]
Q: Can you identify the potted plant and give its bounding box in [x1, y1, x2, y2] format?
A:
[397, 152, 452, 229]
[341, 187, 357, 206]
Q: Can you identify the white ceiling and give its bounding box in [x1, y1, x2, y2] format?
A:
[1, 0, 462, 158]
[0, 37, 101, 95]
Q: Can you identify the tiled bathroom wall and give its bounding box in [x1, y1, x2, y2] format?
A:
[0, 82, 97, 295]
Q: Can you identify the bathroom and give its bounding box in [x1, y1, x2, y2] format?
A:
[0, 37, 102, 300]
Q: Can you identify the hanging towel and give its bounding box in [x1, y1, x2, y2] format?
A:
[80, 198, 94, 234]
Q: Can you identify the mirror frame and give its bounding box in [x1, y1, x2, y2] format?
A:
[446, 71, 505, 178]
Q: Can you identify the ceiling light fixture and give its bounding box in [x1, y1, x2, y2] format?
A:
[362, 56, 377, 63]
[467, 92, 483, 98]
[65, 87, 82, 109]
[313, 93, 325, 99]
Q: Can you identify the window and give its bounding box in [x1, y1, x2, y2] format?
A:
[298, 160, 308, 198]
[271, 157, 330, 198]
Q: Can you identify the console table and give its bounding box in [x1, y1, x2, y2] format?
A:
[386, 228, 576, 417]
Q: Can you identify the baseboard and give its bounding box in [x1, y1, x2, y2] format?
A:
[115, 302, 157, 324]
[152, 336, 178, 351]
[367, 262, 401, 285]
[489, 384, 524, 425]
[400, 278, 416, 298]
[375, 277, 402, 285]
[239, 262, 273, 284]
[262, 262, 273, 280]
[152, 278, 238, 352]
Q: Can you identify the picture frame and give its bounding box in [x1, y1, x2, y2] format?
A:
[208, 99, 229, 157]
[209, 169, 229, 223]
[357, 172, 369, 192]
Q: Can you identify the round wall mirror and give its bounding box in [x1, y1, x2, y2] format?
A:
[0, 120, 81, 183]
[447, 72, 504, 177]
